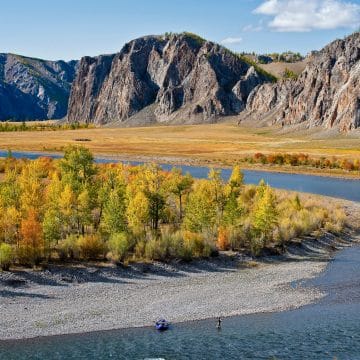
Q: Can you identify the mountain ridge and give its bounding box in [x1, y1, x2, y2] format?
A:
[244, 32, 360, 132]
[0, 31, 359, 132]
[0, 53, 78, 120]
[67, 32, 275, 125]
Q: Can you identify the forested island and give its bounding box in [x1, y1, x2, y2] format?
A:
[0, 146, 346, 270]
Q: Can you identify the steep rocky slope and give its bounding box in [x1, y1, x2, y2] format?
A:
[67, 33, 274, 125]
[245, 32, 360, 132]
[0, 54, 77, 120]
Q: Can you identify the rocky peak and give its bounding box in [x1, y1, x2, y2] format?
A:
[245, 32, 360, 132]
[67, 33, 274, 125]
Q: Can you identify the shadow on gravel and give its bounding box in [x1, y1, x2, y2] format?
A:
[259, 231, 358, 265]
[0, 290, 54, 299]
[0, 256, 240, 289]
[1, 231, 357, 288]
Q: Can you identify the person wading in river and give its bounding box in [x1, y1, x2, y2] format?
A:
[217, 317, 222, 330]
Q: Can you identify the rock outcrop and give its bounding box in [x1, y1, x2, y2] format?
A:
[67, 33, 273, 125]
[0, 54, 78, 120]
[245, 32, 360, 132]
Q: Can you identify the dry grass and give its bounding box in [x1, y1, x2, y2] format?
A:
[260, 61, 307, 78]
[0, 122, 359, 176]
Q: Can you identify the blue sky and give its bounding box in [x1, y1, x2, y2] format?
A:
[1, 0, 359, 60]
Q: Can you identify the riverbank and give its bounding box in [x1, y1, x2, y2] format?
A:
[1, 149, 359, 180]
[1, 199, 359, 341]
[0, 255, 328, 341]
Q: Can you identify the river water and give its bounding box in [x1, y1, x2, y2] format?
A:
[1, 150, 359, 202]
[1, 245, 360, 359]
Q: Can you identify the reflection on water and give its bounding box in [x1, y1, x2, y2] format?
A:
[1, 246, 360, 360]
[1, 150, 359, 202]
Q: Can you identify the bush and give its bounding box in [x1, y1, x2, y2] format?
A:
[217, 227, 230, 251]
[58, 234, 80, 260]
[134, 240, 146, 259]
[107, 232, 130, 263]
[145, 238, 167, 261]
[0, 243, 13, 271]
[183, 231, 212, 259]
[77, 234, 106, 260]
[250, 236, 264, 256]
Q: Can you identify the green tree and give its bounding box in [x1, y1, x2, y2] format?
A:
[208, 168, 226, 221]
[43, 208, 62, 256]
[59, 146, 97, 192]
[102, 186, 127, 235]
[167, 168, 193, 221]
[77, 189, 92, 234]
[252, 185, 278, 245]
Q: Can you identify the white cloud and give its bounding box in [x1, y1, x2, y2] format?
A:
[242, 24, 263, 32]
[220, 37, 243, 45]
[254, 0, 360, 32]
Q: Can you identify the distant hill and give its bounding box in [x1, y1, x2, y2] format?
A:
[0, 54, 78, 120]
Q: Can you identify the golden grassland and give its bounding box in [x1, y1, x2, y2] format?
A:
[0, 121, 359, 177]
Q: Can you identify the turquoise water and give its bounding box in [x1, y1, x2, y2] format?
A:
[1, 150, 360, 202]
[1, 246, 360, 360]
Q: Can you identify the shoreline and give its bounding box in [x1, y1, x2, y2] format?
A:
[1, 216, 359, 341]
[1, 148, 359, 180]
[0, 257, 328, 341]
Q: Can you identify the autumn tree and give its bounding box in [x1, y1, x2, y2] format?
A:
[223, 166, 244, 227]
[251, 184, 278, 246]
[59, 184, 78, 235]
[183, 180, 217, 234]
[208, 169, 226, 218]
[18, 160, 45, 216]
[43, 172, 63, 254]
[126, 190, 149, 233]
[19, 209, 44, 266]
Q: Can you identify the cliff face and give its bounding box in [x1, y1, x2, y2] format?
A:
[67, 34, 272, 125]
[246, 32, 360, 132]
[0, 54, 78, 120]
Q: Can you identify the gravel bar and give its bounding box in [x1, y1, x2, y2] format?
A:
[0, 254, 329, 341]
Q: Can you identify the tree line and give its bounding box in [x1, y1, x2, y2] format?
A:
[0, 121, 92, 132]
[0, 146, 345, 270]
[240, 152, 360, 172]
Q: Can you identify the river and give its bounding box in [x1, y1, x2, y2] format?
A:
[1, 150, 360, 202]
[1, 244, 359, 359]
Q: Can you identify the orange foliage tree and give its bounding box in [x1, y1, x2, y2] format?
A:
[18, 209, 44, 266]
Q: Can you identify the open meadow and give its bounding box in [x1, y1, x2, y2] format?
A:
[0, 121, 359, 177]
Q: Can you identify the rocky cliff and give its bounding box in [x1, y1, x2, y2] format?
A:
[245, 32, 360, 132]
[0, 54, 78, 120]
[67, 33, 273, 125]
